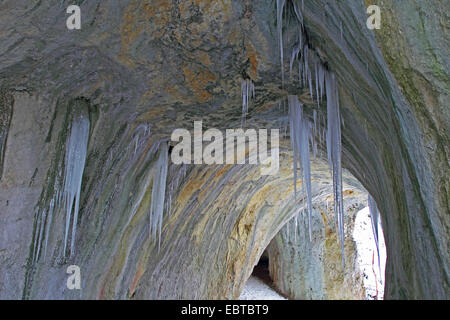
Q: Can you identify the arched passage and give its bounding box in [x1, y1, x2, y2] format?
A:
[0, 0, 447, 300]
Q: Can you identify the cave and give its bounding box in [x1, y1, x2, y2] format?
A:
[253, 250, 271, 285]
[240, 250, 286, 300]
[0, 0, 448, 301]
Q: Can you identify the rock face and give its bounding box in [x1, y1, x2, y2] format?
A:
[0, 0, 448, 299]
[267, 183, 367, 300]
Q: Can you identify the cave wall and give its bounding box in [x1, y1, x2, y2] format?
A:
[267, 188, 367, 300]
[0, 0, 448, 299]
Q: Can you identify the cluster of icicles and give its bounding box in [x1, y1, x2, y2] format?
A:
[31, 114, 172, 262]
[274, 0, 382, 269]
[32, 107, 90, 262]
[62, 108, 90, 258]
[276, 0, 346, 267]
[151, 147, 190, 251]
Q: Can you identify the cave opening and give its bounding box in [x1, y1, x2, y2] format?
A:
[232, 156, 389, 300]
[252, 250, 271, 285]
[239, 200, 388, 300]
[353, 206, 387, 300]
[240, 249, 287, 300]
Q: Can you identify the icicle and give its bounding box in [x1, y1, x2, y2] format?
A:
[300, 121, 313, 242]
[35, 208, 47, 262]
[293, 0, 304, 27]
[43, 198, 55, 260]
[288, 95, 313, 241]
[63, 106, 90, 258]
[278, 0, 346, 254]
[298, 57, 303, 86]
[32, 208, 42, 262]
[289, 96, 299, 197]
[165, 164, 188, 214]
[133, 123, 151, 155]
[313, 110, 317, 136]
[368, 194, 381, 274]
[149, 142, 169, 251]
[318, 63, 325, 101]
[290, 44, 301, 77]
[311, 111, 318, 159]
[241, 79, 255, 123]
[315, 62, 319, 106]
[294, 215, 298, 242]
[276, 0, 286, 85]
[303, 46, 313, 100]
[325, 71, 345, 268]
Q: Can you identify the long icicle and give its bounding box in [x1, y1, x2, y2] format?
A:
[149, 142, 169, 251]
[288, 95, 313, 241]
[282, 1, 345, 254]
[241, 79, 255, 123]
[63, 106, 90, 258]
[289, 96, 299, 197]
[277, 0, 286, 85]
[368, 194, 381, 274]
[325, 71, 345, 268]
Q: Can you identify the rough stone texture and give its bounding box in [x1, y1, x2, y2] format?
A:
[0, 0, 448, 299]
[0, 90, 13, 180]
[239, 276, 286, 300]
[363, 0, 449, 299]
[266, 179, 366, 300]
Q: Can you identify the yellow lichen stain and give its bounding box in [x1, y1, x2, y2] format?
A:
[320, 208, 328, 226]
[246, 42, 259, 79]
[165, 167, 217, 240]
[198, 51, 212, 67]
[119, 0, 171, 67]
[323, 230, 365, 299]
[343, 189, 354, 196]
[182, 64, 217, 102]
[227, 26, 238, 42]
[129, 265, 145, 297]
[99, 174, 154, 298]
[128, 231, 155, 297]
[215, 165, 232, 180]
[194, 0, 231, 17]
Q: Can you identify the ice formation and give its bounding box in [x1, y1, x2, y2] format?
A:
[276, 0, 286, 84]
[149, 142, 169, 250]
[368, 194, 381, 271]
[62, 107, 90, 258]
[288, 95, 313, 241]
[165, 163, 188, 214]
[43, 198, 55, 259]
[279, 0, 346, 265]
[30, 105, 91, 261]
[241, 79, 255, 122]
[33, 186, 61, 262]
[133, 123, 151, 155]
[324, 71, 345, 267]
